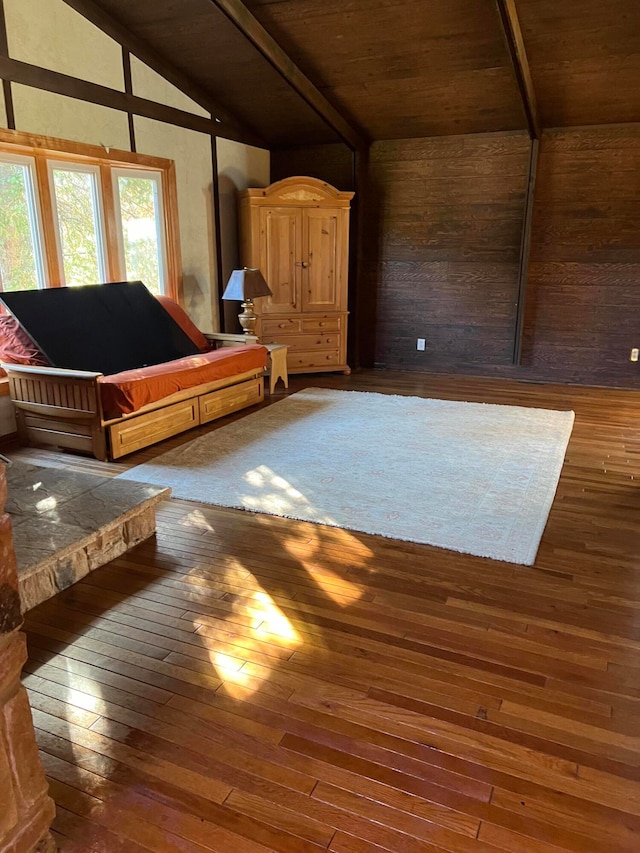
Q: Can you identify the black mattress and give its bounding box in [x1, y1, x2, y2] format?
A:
[0, 281, 200, 376]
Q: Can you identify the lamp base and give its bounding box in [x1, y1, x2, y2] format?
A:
[238, 300, 257, 336]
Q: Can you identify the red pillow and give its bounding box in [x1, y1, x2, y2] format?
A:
[156, 295, 210, 353]
[0, 315, 49, 372]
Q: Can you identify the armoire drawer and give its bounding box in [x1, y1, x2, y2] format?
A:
[262, 333, 341, 351]
[288, 349, 341, 369]
[302, 317, 341, 333]
[261, 318, 303, 336]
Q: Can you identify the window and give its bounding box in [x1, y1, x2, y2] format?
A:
[50, 162, 107, 286]
[0, 153, 46, 291]
[0, 131, 180, 299]
[114, 170, 166, 295]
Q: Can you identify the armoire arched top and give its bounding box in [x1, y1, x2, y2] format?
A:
[240, 176, 354, 208]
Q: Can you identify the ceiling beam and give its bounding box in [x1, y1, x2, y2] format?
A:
[495, 0, 540, 139]
[208, 0, 368, 152]
[0, 56, 249, 142]
[61, 0, 264, 146]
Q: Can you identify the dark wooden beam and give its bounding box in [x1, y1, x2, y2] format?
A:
[0, 0, 15, 129]
[121, 48, 136, 152]
[61, 0, 262, 146]
[210, 138, 226, 332]
[495, 0, 540, 139]
[513, 137, 539, 365]
[352, 145, 375, 368]
[209, 0, 367, 152]
[0, 56, 266, 146]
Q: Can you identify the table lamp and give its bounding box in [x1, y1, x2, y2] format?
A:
[222, 267, 272, 336]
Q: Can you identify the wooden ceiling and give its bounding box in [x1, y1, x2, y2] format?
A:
[243, 0, 525, 140]
[517, 0, 640, 129]
[86, 0, 640, 148]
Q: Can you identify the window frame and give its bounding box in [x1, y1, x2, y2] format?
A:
[0, 150, 48, 290]
[0, 129, 182, 299]
[112, 167, 169, 296]
[47, 159, 109, 286]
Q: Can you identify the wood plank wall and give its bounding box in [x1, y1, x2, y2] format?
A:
[273, 127, 640, 389]
[271, 143, 354, 190]
[366, 133, 531, 371]
[523, 126, 640, 386]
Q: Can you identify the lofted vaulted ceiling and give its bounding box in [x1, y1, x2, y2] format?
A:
[86, 0, 640, 148]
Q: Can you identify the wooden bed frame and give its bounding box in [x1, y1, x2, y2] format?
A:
[3, 333, 265, 461]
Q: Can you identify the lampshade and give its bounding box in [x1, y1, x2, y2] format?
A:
[222, 268, 271, 301]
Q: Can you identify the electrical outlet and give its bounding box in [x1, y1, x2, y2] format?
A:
[631, 348, 639, 362]
[416, 338, 426, 352]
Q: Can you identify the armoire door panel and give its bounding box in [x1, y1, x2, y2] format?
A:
[259, 207, 301, 314]
[303, 209, 340, 311]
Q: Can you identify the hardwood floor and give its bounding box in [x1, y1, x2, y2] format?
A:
[13, 370, 640, 852]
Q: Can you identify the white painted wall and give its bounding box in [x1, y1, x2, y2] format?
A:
[131, 60, 220, 332]
[133, 118, 218, 333]
[216, 138, 270, 331]
[12, 86, 131, 151]
[130, 58, 209, 118]
[4, 0, 125, 90]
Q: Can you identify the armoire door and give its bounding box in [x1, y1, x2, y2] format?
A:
[302, 208, 342, 312]
[259, 207, 302, 314]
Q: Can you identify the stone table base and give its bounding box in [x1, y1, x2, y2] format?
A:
[0, 461, 56, 852]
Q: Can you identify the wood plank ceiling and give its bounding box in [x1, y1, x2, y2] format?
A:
[89, 0, 640, 146]
[516, 0, 640, 128]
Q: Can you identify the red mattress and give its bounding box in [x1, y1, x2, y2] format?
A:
[100, 344, 267, 418]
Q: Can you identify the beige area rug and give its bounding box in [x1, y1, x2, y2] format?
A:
[118, 388, 575, 565]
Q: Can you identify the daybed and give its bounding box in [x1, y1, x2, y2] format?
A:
[0, 289, 268, 461]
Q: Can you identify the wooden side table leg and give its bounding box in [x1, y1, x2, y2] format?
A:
[268, 346, 288, 394]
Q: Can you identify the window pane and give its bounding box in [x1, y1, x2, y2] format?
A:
[52, 169, 104, 286]
[0, 161, 43, 291]
[117, 175, 163, 294]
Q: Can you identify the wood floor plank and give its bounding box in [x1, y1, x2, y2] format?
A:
[15, 370, 640, 852]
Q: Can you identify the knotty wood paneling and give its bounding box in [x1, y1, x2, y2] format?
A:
[366, 133, 531, 370]
[523, 126, 640, 386]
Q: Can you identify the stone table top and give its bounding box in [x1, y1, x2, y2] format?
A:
[6, 461, 170, 580]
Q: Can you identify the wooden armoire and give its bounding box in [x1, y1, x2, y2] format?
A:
[238, 176, 354, 374]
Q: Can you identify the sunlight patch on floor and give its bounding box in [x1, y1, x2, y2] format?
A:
[275, 518, 369, 606]
[176, 508, 215, 533]
[202, 582, 301, 699]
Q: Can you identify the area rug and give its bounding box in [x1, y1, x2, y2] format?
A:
[118, 388, 575, 565]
